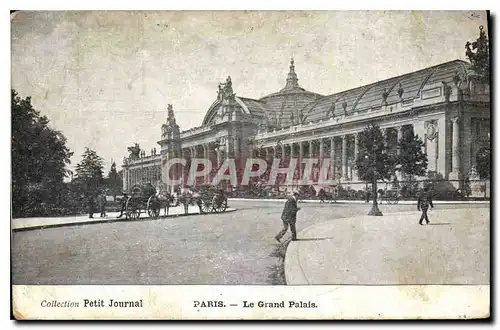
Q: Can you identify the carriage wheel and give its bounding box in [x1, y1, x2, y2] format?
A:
[127, 202, 141, 220]
[147, 196, 161, 219]
[126, 206, 141, 220]
[200, 199, 212, 214]
[213, 198, 228, 213]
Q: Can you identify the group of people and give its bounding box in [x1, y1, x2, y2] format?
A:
[274, 187, 435, 242]
[86, 190, 108, 219]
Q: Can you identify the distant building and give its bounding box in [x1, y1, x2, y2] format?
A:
[122, 32, 490, 193]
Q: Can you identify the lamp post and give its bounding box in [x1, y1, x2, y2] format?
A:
[367, 152, 383, 216]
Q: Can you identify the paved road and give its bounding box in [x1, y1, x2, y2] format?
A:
[11, 201, 487, 285]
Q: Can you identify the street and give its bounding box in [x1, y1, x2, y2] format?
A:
[12, 200, 488, 285]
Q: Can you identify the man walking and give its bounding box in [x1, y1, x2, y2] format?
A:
[275, 191, 301, 242]
[417, 187, 434, 225]
[86, 192, 96, 219]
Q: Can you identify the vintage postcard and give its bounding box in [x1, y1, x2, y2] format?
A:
[11, 10, 490, 320]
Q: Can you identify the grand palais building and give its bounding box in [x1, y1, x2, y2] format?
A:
[121, 54, 490, 195]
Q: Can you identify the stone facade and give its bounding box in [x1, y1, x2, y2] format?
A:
[122, 57, 490, 193]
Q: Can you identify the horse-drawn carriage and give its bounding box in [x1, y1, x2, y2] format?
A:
[124, 184, 170, 220]
[123, 184, 228, 220]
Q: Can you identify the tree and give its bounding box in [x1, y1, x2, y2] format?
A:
[74, 148, 104, 197]
[106, 161, 122, 198]
[397, 130, 428, 196]
[465, 25, 489, 84]
[355, 124, 395, 216]
[127, 143, 141, 160]
[476, 147, 490, 179]
[11, 89, 73, 217]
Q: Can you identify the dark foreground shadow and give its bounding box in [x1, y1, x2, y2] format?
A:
[295, 237, 335, 241]
[267, 239, 291, 285]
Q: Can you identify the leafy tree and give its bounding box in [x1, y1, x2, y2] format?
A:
[106, 161, 122, 198]
[74, 148, 104, 197]
[355, 123, 395, 216]
[11, 89, 73, 217]
[465, 25, 490, 84]
[397, 130, 428, 196]
[476, 147, 490, 179]
[127, 143, 141, 160]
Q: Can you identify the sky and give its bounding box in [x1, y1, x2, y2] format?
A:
[11, 10, 488, 173]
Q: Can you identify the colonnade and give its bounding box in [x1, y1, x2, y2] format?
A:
[124, 117, 466, 189]
[255, 124, 412, 182]
[123, 161, 162, 191]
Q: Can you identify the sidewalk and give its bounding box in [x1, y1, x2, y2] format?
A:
[229, 197, 490, 205]
[12, 206, 236, 231]
[284, 207, 490, 285]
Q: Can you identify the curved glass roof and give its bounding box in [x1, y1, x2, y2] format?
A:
[302, 60, 470, 122]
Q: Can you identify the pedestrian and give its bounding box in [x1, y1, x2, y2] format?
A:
[417, 187, 434, 225]
[116, 193, 128, 218]
[99, 191, 107, 218]
[275, 191, 301, 242]
[87, 193, 96, 219]
[318, 188, 326, 203]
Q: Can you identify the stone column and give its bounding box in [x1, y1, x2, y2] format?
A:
[280, 144, 285, 159]
[217, 150, 222, 170]
[122, 168, 128, 192]
[233, 137, 239, 160]
[299, 141, 304, 174]
[449, 117, 461, 180]
[225, 136, 232, 159]
[319, 138, 324, 161]
[342, 135, 348, 180]
[353, 133, 359, 181]
[397, 126, 403, 144]
[330, 137, 335, 177]
[203, 144, 209, 184]
[462, 116, 472, 177]
[309, 140, 313, 158]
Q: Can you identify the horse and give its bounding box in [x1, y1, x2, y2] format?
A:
[156, 191, 175, 216]
[177, 191, 205, 215]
